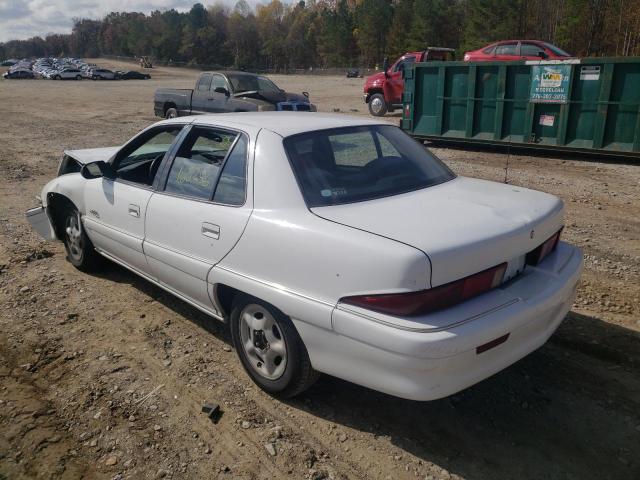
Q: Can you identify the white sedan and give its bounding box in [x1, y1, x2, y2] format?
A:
[26, 113, 583, 400]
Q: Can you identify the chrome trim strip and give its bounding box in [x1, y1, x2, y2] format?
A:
[214, 265, 335, 308]
[336, 299, 521, 333]
[144, 238, 212, 267]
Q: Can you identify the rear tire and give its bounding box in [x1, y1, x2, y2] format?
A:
[230, 295, 319, 398]
[368, 93, 388, 116]
[61, 206, 102, 272]
[165, 107, 178, 119]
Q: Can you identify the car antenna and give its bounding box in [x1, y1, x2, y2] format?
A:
[504, 133, 512, 184]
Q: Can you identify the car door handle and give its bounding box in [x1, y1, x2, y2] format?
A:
[201, 222, 220, 239]
[128, 204, 140, 218]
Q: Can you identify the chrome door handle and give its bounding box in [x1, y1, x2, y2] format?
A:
[201, 222, 220, 240]
[128, 204, 140, 218]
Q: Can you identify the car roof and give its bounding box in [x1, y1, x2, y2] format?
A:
[163, 112, 394, 137]
[202, 70, 262, 78]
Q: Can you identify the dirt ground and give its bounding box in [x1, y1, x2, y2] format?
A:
[0, 59, 638, 480]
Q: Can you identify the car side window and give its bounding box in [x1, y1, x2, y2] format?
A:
[211, 74, 227, 92]
[495, 43, 517, 56]
[521, 43, 546, 56]
[394, 56, 415, 72]
[213, 134, 248, 205]
[164, 127, 238, 200]
[114, 127, 183, 186]
[483, 46, 496, 54]
[197, 73, 213, 91]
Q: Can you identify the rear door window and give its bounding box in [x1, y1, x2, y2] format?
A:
[213, 135, 248, 205]
[164, 127, 238, 200]
[495, 43, 518, 56]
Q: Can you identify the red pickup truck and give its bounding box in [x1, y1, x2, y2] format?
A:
[364, 47, 454, 116]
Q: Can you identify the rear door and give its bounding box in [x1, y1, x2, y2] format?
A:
[191, 73, 213, 114]
[493, 42, 520, 61]
[144, 125, 252, 313]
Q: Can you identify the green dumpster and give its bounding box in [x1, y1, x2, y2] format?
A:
[401, 57, 640, 158]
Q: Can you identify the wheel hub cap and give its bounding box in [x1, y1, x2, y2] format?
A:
[239, 305, 287, 380]
[65, 215, 83, 259]
[371, 97, 383, 113]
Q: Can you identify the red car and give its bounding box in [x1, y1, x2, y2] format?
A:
[464, 40, 572, 62]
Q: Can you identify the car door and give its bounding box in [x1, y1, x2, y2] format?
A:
[82, 124, 185, 276]
[144, 125, 252, 313]
[492, 42, 520, 61]
[384, 55, 416, 105]
[209, 74, 233, 112]
[191, 73, 213, 114]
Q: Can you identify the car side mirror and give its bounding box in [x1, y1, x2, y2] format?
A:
[214, 87, 230, 96]
[81, 161, 114, 180]
[382, 56, 389, 77]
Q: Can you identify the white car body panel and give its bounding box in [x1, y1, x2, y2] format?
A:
[312, 176, 564, 286]
[64, 147, 120, 165]
[83, 179, 154, 274]
[26, 112, 583, 400]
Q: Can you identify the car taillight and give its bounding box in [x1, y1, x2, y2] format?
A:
[340, 263, 507, 317]
[526, 228, 562, 266]
[404, 104, 410, 117]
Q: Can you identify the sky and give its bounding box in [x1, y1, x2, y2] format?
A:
[0, 0, 259, 42]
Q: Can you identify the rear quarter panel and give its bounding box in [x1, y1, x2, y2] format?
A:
[215, 129, 431, 329]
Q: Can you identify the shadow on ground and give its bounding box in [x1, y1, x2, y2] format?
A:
[93, 261, 640, 480]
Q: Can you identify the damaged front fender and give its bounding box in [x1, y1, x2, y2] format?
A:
[26, 172, 88, 241]
[26, 206, 57, 240]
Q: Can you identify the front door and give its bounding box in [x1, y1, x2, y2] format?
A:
[384, 55, 416, 105]
[191, 73, 213, 114]
[83, 125, 184, 276]
[208, 74, 232, 112]
[144, 126, 252, 313]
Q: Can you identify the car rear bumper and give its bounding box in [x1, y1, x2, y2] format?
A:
[307, 242, 583, 400]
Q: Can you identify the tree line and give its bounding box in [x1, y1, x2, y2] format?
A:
[1, 0, 639, 70]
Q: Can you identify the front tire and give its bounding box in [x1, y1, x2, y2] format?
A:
[368, 93, 388, 116]
[230, 295, 318, 398]
[62, 207, 102, 272]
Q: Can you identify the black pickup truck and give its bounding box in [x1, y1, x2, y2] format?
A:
[154, 71, 316, 118]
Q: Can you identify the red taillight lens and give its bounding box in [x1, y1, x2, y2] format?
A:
[526, 228, 562, 266]
[404, 104, 410, 117]
[340, 263, 507, 317]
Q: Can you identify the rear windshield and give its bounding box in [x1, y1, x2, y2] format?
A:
[284, 125, 455, 207]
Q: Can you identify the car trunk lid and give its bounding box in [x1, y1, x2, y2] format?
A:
[311, 177, 564, 288]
